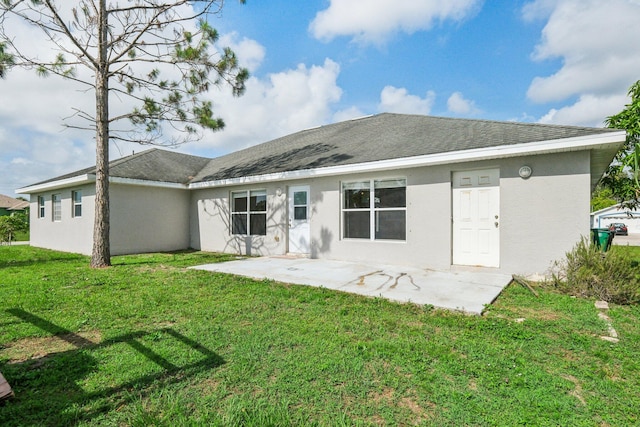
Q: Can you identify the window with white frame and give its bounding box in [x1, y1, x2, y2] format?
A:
[342, 178, 406, 241]
[38, 196, 45, 218]
[231, 190, 267, 235]
[72, 190, 82, 217]
[52, 194, 62, 222]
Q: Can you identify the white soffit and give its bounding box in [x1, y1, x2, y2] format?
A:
[16, 175, 187, 194]
[109, 177, 187, 189]
[16, 174, 95, 194]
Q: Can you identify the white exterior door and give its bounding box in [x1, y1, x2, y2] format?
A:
[452, 169, 500, 267]
[288, 185, 310, 254]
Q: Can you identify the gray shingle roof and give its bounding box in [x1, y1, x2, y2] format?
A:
[0, 194, 26, 209]
[32, 148, 211, 186]
[191, 113, 619, 182]
[107, 149, 211, 183]
[29, 113, 621, 188]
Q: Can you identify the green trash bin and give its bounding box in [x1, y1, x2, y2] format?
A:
[591, 228, 613, 252]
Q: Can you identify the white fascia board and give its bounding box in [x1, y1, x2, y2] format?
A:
[109, 177, 188, 189]
[16, 174, 187, 193]
[598, 210, 640, 218]
[590, 203, 622, 215]
[189, 131, 625, 190]
[16, 174, 95, 194]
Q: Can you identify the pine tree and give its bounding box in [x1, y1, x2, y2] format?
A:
[1, 1, 248, 266]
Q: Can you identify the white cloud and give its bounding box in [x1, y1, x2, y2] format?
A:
[218, 32, 266, 73]
[10, 157, 33, 165]
[537, 93, 629, 127]
[525, 0, 640, 105]
[0, 127, 95, 196]
[447, 91, 479, 115]
[175, 58, 344, 154]
[310, 0, 482, 44]
[522, 0, 560, 22]
[333, 106, 367, 122]
[507, 112, 538, 123]
[378, 86, 436, 115]
[0, 13, 95, 136]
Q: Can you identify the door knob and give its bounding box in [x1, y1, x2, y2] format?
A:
[494, 222, 499, 228]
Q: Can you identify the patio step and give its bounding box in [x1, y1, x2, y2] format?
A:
[282, 253, 310, 259]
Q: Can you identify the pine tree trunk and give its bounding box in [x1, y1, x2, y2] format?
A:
[91, 0, 110, 268]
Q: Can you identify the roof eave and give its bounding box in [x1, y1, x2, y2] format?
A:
[16, 174, 188, 194]
[16, 130, 625, 193]
[109, 177, 188, 189]
[189, 131, 626, 190]
[16, 174, 96, 194]
[590, 203, 622, 215]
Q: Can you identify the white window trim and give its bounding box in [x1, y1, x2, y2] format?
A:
[230, 189, 267, 236]
[341, 178, 407, 241]
[37, 196, 45, 219]
[52, 194, 62, 222]
[72, 190, 82, 218]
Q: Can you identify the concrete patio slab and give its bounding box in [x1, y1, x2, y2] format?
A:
[191, 257, 512, 315]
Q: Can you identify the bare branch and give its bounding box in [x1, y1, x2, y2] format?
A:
[41, 0, 99, 69]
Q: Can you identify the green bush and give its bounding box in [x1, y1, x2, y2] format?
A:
[550, 237, 640, 305]
[0, 212, 29, 243]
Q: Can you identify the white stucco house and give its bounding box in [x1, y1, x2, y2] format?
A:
[591, 203, 640, 234]
[17, 113, 625, 275]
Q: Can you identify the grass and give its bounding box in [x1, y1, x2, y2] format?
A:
[1, 246, 639, 426]
[611, 243, 640, 261]
[13, 230, 29, 241]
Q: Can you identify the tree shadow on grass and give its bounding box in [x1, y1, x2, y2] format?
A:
[0, 256, 87, 270]
[110, 249, 238, 268]
[0, 309, 225, 426]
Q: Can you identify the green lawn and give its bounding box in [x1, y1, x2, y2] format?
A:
[611, 243, 640, 261]
[1, 246, 639, 426]
[13, 230, 29, 242]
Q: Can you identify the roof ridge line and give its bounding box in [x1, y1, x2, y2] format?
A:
[378, 112, 615, 131]
[107, 148, 158, 170]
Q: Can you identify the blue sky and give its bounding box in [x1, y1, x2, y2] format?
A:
[216, 0, 548, 119]
[2, 0, 640, 197]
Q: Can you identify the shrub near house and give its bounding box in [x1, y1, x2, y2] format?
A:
[0, 212, 28, 243]
[551, 238, 640, 305]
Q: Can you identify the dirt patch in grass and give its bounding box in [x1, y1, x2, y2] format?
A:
[193, 377, 222, 395]
[399, 395, 435, 422]
[368, 386, 395, 404]
[1, 330, 102, 363]
[562, 374, 587, 406]
[599, 364, 624, 382]
[136, 264, 178, 274]
[507, 306, 567, 322]
[367, 387, 434, 424]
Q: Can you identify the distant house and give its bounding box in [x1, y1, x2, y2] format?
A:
[0, 194, 29, 216]
[17, 113, 624, 275]
[591, 203, 640, 234]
